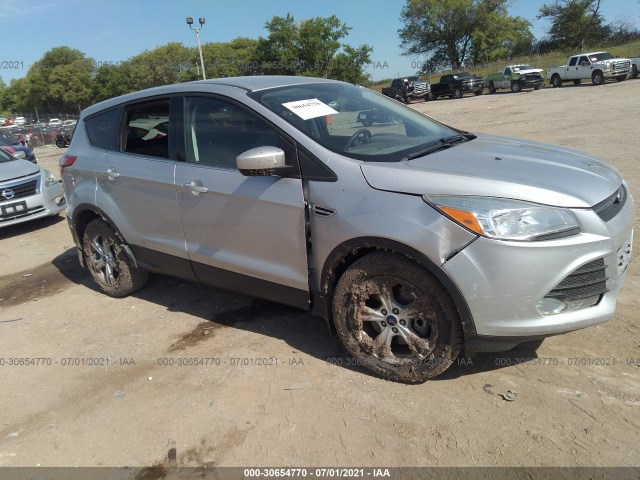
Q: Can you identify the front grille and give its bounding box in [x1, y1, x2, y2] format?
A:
[593, 184, 626, 222]
[413, 84, 429, 95]
[0, 179, 38, 201]
[613, 60, 630, 71]
[545, 258, 608, 301]
[523, 73, 542, 81]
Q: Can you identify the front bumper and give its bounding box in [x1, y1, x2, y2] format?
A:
[443, 188, 635, 345]
[0, 174, 65, 228]
[521, 78, 544, 88]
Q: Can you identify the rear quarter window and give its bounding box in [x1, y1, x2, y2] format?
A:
[85, 108, 120, 150]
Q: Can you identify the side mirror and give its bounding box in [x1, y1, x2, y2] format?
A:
[237, 146, 286, 177]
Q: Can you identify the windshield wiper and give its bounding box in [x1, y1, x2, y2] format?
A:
[402, 133, 474, 161]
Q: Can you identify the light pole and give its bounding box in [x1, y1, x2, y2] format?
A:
[186, 17, 206, 80]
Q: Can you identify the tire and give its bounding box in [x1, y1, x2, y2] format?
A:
[591, 70, 604, 85]
[616, 75, 627, 82]
[55, 139, 66, 148]
[573, 79, 581, 85]
[551, 75, 562, 88]
[331, 251, 463, 383]
[82, 219, 149, 297]
[475, 88, 483, 96]
[452, 87, 462, 99]
[488, 81, 496, 94]
[511, 81, 521, 93]
[534, 85, 542, 90]
[632, 65, 638, 79]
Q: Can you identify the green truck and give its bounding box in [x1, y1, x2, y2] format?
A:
[486, 65, 544, 93]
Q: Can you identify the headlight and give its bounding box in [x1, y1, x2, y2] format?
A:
[44, 170, 58, 187]
[423, 195, 580, 241]
[605, 61, 611, 70]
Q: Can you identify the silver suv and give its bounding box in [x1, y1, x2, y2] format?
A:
[60, 76, 634, 382]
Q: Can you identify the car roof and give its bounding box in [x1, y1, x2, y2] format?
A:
[82, 76, 344, 117]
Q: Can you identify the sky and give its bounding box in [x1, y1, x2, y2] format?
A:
[0, 0, 638, 83]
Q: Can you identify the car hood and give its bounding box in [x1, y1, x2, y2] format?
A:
[360, 133, 622, 208]
[516, 68, 543, 74]
[0, 159, 40, 182]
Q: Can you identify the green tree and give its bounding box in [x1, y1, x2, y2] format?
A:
[254, 14, 372, 80]
[126, 42, 193, 91]
[190, 37, 259, 80]
[24, 46, 93, 111]
[91, 63, 135, 103]
[537, 0, 609, 51]
[399, 0, 532, 71]
[471, 10, 534, 64]
[49, 57, 95, 111]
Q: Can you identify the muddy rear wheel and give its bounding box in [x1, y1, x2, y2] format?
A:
[331, 251, 463, 383]
[82, 219, 148, 297]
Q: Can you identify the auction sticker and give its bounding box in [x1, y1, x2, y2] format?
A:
[282, 98, 338, 120]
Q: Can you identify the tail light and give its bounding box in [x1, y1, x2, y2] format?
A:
[2, 146, 16, 154]
[59, 155, 77, 175]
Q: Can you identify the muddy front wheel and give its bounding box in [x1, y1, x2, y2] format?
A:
[331, 252, 463, 382]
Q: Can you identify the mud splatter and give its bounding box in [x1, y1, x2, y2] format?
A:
[0, 250, 87, 307]
[168, 300, 295, 352]
[134, 464, 167, 480]
[212, 299, 294, 326]
[168, 322, 222, 352]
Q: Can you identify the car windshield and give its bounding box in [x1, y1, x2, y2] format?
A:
[455, 72, 472, 78]
[0, 147, 16, 163]
[590, 53, 613, 62]
[512, 65, 534, 71]
[249, 82, 461, 162]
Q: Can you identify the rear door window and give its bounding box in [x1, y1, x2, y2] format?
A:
[85, 108, 120, 150]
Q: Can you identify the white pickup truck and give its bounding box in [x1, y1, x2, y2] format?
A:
[547, 51, 631, 87]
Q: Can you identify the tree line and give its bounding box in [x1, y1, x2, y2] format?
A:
[400, 0, 639, 73]
[0, 14, 373, 115]
[1, 2, 638, 115]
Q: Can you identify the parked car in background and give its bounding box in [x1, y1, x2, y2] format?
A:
[487, 65, 544, 93]
[381, 76, 431, 103]
[48, 118, 62, 127]
[0, 138, 37, 163]
[630, 57, 639, 79]
[0, 146, 64, 228]
[2, 118, 14, 126]
[60, 76, 634, 383]
[14, 117, 27, 126]
[547, 52, 631, 87]
[63, 119, 77, 127]
[431, 72, 485, 99]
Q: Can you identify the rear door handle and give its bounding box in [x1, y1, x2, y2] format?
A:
[103, 167, 120, 179]
[183, 180, 208, 194]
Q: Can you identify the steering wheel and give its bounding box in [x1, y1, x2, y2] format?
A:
[345, 129, 372, 150]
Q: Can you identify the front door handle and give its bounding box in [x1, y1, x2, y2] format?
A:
[103, 167, 120, 179]
[183, 180, 209, 195]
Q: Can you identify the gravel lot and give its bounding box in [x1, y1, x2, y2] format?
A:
[0, 79, 639, 470]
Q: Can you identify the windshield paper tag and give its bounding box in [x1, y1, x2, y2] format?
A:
[282, 99, 338, 121]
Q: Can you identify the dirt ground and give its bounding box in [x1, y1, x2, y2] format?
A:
[0, 79, 639, 470]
